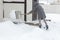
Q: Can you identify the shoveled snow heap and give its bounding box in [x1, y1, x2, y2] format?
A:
[0, 14, 60, 40]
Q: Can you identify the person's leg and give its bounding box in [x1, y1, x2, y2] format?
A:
[43, 18, 48, 30]
[39, 18, 42, 28]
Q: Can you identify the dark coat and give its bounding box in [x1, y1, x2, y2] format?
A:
[32, 0, 46, 20]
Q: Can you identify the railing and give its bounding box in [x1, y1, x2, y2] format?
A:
[3, 0, 27, 22]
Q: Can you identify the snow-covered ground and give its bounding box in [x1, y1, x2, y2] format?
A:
[0, 14, 60, 40]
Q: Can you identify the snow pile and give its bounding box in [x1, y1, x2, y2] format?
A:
[20, 26, 60, 40]
[20, 14, 60, 40]
[0, 14, 60, 40]
[0, 21, 35, 40]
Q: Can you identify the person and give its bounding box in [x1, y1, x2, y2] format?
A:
[34, 0, 48, 30]
[21, 0, 48, 30]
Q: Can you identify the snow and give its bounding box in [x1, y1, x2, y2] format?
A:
[0, 14, 60, 40]
[39, 0, 55, 5]
[9, 10, 16, 20]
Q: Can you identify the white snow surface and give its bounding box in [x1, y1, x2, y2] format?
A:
[0, 14, 60, 40]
